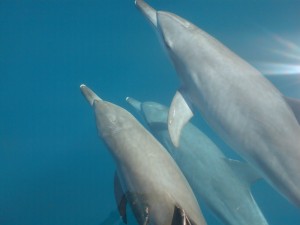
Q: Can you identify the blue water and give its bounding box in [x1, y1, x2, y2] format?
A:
[0, 0, 299, 224]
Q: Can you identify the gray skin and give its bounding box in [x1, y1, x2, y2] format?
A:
[80, 84, 207, 225]
[135, 0, 300, 207]
[127, 97, 269, 225]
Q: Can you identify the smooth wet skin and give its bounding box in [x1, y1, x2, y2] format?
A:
[127, 97, 269, 225]
[80, 84, 207, 225]
[135, 0, 300, 207]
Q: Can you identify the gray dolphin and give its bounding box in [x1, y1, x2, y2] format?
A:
[127, 97, 269, 225]
[135, 0, 300, 207]
[80, 84, 207, 225]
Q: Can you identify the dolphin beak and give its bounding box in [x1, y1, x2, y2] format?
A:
[80, 84, 102, 106]
[126, 97, 142, 112]
[135, 0, 157, 27]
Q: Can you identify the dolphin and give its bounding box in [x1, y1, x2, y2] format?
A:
[127, 97, 269, 225]
[80, 84, 207, 225]
[135, 0, 300, 207]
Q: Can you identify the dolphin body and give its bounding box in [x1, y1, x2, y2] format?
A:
[80, 84, 207, 225]
[127, 97, 269, 225]
[135, 0, 300, 206]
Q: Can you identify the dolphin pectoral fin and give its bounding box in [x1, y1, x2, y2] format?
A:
[168, 90, 193, 147]
[224, 158, 262, 185]
[114, 172, 128, 224]
[171, 205, 194, 225]
[284, 96, 300, 125]
[171, 206, 182, 225]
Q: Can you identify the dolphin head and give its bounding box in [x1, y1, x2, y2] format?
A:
[156, 12, 193, 50]
[126, 97, 168, 126]
[81, 84, 133, 138]
[136, 0, 197, 75]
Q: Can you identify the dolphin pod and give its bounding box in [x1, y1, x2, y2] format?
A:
[135, 0, 300, 207]
[126, 97, 269, 225]
[80, 84, 207, 225]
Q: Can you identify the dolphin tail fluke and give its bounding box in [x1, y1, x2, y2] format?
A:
[135, 0, 157, 27]
[284, 96, 300, 125]
[126, 97, 142, 112]
[80, 84, 102, 106]
[168, 90, 193, 147]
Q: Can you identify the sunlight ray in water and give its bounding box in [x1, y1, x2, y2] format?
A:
[271, 34, 300, 53]
[258, 63, 300, 75]
[270, 49, 300, 61]
[257, 33, 300, 76]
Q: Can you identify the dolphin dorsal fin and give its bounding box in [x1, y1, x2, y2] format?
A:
[171, 205, 195, 225]
[168, 90, 194, 147]
[284, 96, 300, 125]
[114, 172, 127, 224]
[224, 158, 262, 185]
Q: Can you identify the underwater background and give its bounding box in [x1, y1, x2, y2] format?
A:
[1, 0, 300, 224]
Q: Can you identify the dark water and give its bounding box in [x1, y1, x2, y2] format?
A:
[0, 0, 299, 224]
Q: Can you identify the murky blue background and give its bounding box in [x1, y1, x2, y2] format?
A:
[1, 0, 300, 224]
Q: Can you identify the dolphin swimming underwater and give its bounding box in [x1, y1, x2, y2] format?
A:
[127, 97, 269, 225]
[135, 0, 300, 207]
[80, 84, 207, 225]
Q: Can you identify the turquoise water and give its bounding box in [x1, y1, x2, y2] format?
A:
[0, 0, 299, 224]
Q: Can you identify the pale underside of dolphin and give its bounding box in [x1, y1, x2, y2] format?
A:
[135, 0, 300, 207]
[80, 84, 207, 225]
[126, 97, 269, 225]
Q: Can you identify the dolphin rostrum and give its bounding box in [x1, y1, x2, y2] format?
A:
[127, 97, 269, 225]
[80, 84, 207, 225]
[135, 0, 300, 207]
